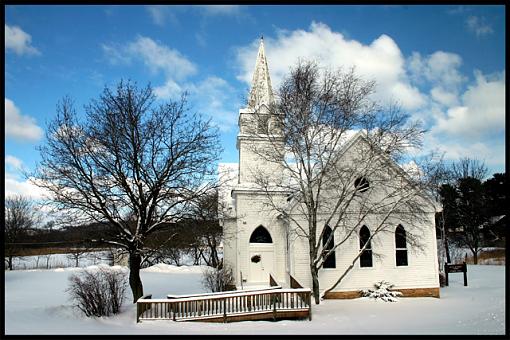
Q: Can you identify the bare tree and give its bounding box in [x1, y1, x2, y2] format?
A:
[67, 244, 94, 268]
[451, 157, 488, 181]
[187, 189, 222, 268]
[249, 61, 437, 304]
[31, 81, 221, 302]
[4, 195, 39, 270]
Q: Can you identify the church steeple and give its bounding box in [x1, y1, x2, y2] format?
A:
[247, 37, 274, 110]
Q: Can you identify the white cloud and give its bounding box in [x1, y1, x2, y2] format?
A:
[146, 5, 241, 26]
[4, 155, 50, 199]
[422, 133, 505, 171]
[5, 98, 44, 142]
[186, 77, 239, 131]
[154, 79, 183, 101]
[5, 24, 40, 56]
[103, 36, 197, 80]
[146, 6, 179, 27]
[196, 5, 241, 16]
[5, 155, 23, 170]
[128, 36, 197, 80]
[408, 51, 466, 104]
[432, 70, 505, 138]
[466, 16, 494, 37]
[104, 36, 238, 131]
[236, 22, 426, 111]
[101, 43, 132, 65]
[5, 172, 48, 200]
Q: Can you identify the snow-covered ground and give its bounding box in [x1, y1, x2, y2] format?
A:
[5, 264, 505, 335]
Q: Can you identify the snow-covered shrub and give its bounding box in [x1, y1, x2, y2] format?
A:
[201, 264, 235, 292]
[361, 281, 403, 302]
[67, 266, 128, 317]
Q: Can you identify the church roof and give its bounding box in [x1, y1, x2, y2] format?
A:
[247, 37, 275, 110]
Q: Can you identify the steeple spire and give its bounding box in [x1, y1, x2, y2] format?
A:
[247, 37, 274, 110]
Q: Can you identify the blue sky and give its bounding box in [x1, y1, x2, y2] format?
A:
[5, 5, 506, 198]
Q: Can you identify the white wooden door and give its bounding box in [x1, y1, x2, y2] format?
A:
[249, 248, 274, 283]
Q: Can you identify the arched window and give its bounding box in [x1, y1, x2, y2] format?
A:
[359, 225, 373, 267]
[249, 225, 272, 243]
[395, 225, 408, 266]
[322, 225, 336, 268]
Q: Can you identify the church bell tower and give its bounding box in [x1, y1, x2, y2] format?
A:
[237, 37, 283, 185]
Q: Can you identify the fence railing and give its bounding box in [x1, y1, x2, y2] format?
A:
[137, 288, 311, 323]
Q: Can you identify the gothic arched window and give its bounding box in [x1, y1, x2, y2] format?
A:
[359, 225, 373, 267]
[249, 225, 272, 243]
[322, 225, 336, 268]
[395, 225, 408, 266]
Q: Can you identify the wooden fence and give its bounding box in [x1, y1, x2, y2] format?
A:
[137, 288, 311, 323]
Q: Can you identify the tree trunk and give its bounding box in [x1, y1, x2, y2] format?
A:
[444, 236, 451, 263]
[473, 251, 478, 264]
[8, 255, 13, 270]
[129, 252, 144, 303]
[311, 265, 320, 304]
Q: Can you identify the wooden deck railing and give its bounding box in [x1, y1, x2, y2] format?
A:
[137, 288, 312, 323]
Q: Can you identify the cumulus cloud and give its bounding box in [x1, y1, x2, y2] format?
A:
[234, 22, 504, 172]
[5, 98, 44, 142]
[4, 156, 48, 199]
[407, 51, 467, 107]
[5, 172, 48, 200]
[5, 24, 40, 56]
[466, 16, 494, 37]
[236, 22, 426, 111]
[432, 70, 505, 138]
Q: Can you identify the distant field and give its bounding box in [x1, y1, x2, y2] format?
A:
[465, 248, 505, 265]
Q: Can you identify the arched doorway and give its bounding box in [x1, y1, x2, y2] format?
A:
[248, 225, 274, 283]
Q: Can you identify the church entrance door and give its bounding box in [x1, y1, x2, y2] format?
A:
[248, 225, 274, 283]
[249, 245, 274, 283]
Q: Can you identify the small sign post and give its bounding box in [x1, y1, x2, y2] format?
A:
[445, 262, 468, 286]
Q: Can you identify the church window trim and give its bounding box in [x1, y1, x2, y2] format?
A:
[322, 225, 336, 269]
[395, 224, 408, 267]
[249, 225, 273, 243]
[359, 225, 373, 268]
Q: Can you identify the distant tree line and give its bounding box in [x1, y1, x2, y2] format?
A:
[4, 193, 222, 271]
[436, 158, 506, 265]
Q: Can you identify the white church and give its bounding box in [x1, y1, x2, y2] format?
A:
[220, 39, 440, 299]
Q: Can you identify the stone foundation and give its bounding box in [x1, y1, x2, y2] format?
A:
[323, 287, 440, 299]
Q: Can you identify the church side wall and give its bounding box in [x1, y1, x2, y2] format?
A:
[319, 213, 439, 294]
[288, 137, 440, 295]
[289, 212, 439, 295]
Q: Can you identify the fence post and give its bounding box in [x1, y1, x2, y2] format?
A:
[273, 293, 277, 321]
[445, 263, 449, 286]
[463, 262, 468, 286]
[308, 292, 312, 321]
[223, 298, 227, 323]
